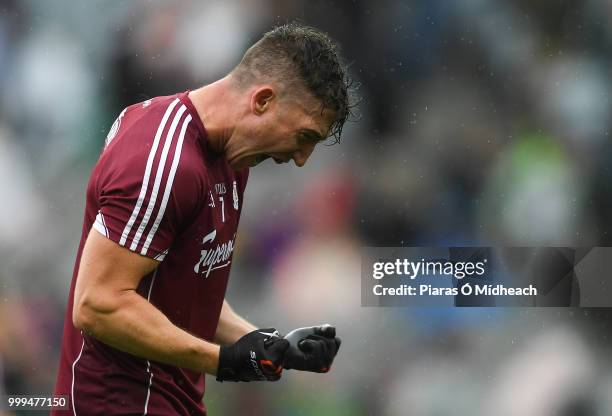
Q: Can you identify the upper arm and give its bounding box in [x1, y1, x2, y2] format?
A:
[73, 227, 159, 328]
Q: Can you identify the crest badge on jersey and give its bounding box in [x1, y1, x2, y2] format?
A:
[232, 180, 239, 210]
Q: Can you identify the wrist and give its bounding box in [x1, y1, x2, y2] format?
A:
[193, 341, 220, 375]
[210, 344, 221, 375]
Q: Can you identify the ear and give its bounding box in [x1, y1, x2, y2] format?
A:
[251, 87, 275, 115]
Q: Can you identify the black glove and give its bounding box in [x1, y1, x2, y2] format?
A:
[216, 328, 289, 382]
[283, 325, 341, 373]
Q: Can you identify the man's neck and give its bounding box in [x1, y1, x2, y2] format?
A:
[188, 77, 237, 154]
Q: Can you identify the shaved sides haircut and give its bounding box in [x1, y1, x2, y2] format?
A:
[231, 22, 355, 142]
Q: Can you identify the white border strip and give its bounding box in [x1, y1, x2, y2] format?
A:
[143, 362, 153, 416]
[154, 249, 169, 261]
[100, 212, 109, 237]
[71, 336, 85, 416]
[93, 211, 109, 238]
[143, 270, 158, 415]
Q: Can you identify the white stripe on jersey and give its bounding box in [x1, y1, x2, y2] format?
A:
[93, 211, 109, 238]
[141, 114, 192, 255]
[130, 104, 187, 251]
[120, 98, 180, 247]
[143, 270, 158, 416]
[154, 249, 168, 261]
[100, 211, 109, 237]
[143, 361, 154, 415]
[71, 336, 85, 416]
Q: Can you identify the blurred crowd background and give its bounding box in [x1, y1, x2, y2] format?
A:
[2, 0, 612, 415]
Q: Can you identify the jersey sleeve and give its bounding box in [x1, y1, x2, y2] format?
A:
[92, 99, 201, 261]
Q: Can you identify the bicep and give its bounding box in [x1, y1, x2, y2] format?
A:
[74, 227, 159, 320]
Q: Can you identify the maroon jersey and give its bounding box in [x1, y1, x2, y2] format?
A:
[53, 92, 248, 415]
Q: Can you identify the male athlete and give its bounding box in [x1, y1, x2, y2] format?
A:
[53, 23, 349, 415]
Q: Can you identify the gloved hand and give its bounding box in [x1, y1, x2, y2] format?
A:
[216, 328, 289, 382]
[282, 324, 341, 373]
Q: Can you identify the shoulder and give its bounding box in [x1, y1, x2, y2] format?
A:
[99, 95, 204, 187]
[103, 95, 189, 156]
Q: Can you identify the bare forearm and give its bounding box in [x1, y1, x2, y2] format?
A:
[76, 291, 219, 375]
[213, 300, 257, 345]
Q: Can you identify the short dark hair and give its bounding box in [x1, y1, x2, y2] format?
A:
[232, 22, 355, 142]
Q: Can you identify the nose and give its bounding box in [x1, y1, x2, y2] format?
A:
[292, 141, 316, 167]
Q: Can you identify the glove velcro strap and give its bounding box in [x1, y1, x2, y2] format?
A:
[216, 345, 240, 382]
